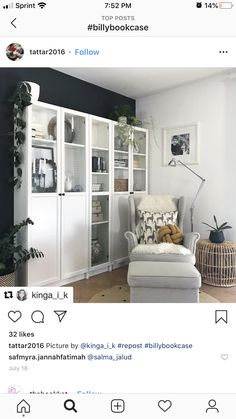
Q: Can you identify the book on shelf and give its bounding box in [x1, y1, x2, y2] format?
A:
[114, 159, 128, 167]
[32, 128, 45, 139]
[92, 213, 104, 223]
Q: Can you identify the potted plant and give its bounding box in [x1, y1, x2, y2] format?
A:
[202, 215, 232, 243]
[109, 104, 142, 127]
[109, 105, 142, 150]
[0, 218, 44, 286]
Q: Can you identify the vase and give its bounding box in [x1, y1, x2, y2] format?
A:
[118, 116, 127, 124]
[24, 81, 40, 100]
[65, 171, 73, 191]
[209, 230, 225, 244]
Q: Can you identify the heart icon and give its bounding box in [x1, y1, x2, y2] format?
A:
[158, 400, 172, 412]
[8, 310, 22, 323]
[221, 354, 229, 360]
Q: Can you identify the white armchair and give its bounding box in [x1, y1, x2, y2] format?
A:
[124, 195, 200, 264]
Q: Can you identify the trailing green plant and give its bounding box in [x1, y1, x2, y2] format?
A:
[109, 105, 142, 148]
[8, 81, 32, 188]
[109, 104, 142, 126]
[0, 218, 44, 276]
[116, 120, 133, 145]
[202, 215, 232, 232]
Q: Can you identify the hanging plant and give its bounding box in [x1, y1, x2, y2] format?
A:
[8, 81, 32, 188]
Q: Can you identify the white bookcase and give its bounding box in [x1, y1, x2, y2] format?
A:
[15, 102, 89, 285]
[14, 101, 148, 286]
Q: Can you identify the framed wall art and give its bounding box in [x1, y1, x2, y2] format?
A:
[163, 123, 199, 165]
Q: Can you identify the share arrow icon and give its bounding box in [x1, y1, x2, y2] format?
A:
[54, 310, 67, 322]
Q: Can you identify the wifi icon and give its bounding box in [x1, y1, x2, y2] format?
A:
[38, 2, 46, 8]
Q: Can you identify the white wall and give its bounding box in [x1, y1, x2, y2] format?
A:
[137, 74, 236, 240]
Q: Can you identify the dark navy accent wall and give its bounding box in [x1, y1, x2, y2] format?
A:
[0, 68, 135, 235]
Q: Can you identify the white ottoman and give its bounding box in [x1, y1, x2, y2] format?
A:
[128, 261, 201, 303]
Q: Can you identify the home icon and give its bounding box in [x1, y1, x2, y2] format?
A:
[17, 399, 30, 414]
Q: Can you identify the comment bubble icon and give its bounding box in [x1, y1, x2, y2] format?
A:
[31, 310, 44, 324]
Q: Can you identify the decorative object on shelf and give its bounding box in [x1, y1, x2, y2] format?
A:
[91, 239, 102, 264]
[163, 123, 199, 166]
[65, 170, 74, 192]
[23, 81, 40, 100]
[32, 145, 57, 193]
[92, 156, 107, 172]
[48, 116, 75, 143]
[92, 183, 104, 192]
[202, 215, 232, 243]
[114, 178, 128, 192]
[0, 218, 44, 284]
[8, 81, 32, 188]
[92, 199, 103, 222]
[168, 157, 206, 232]
[73, 184, 83, 192]
[196, 240, 236, 287]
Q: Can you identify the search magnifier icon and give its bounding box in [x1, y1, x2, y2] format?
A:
[64, 399, 77, 413]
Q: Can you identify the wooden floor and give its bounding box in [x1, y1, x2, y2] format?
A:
[69, 267, 236, 303]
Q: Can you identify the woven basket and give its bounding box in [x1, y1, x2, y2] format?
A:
[114, 179, 128, 192]
[0, 272, 15, 287]
[196, 240, 236, 287]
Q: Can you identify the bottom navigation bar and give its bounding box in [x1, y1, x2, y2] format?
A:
[2, 394, 236, 418]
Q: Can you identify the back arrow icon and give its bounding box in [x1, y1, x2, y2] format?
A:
[11, 18, 17, 28]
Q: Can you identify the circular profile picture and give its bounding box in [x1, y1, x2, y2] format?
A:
[6, 43, 24, 61]
[16, 289, 27, 301]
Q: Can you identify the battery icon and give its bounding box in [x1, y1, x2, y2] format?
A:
[219, 2, 234, 8]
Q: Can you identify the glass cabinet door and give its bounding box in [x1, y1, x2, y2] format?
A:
[31, 104, 58, 194]
[91, 196, 109, 267]
[63, 111, 87, 193]
[91, 118, 110, 193]
[91, 117, 110, 268]
[113, 124, 129, 193]
[132, 129, 147, 192]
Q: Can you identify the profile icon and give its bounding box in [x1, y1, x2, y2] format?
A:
[206, 399, 219, 413]
[6, 43, 24, 61]
[16, 289, 27, 301]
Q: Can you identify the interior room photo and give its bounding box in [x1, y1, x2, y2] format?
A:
[0, 67, 236, 303]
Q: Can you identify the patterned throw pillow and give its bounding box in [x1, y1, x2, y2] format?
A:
[137, 210, 178, 244]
